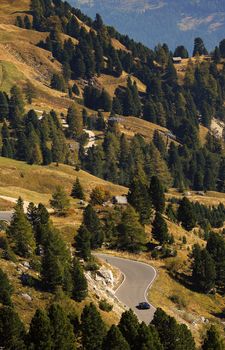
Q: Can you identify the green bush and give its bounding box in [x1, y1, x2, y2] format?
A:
[99, 299, 113, 312]
[169, 294, 187, 309]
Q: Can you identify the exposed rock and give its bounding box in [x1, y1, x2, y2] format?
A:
[21, 293, 32, 302]
[97, 268, 114, 285]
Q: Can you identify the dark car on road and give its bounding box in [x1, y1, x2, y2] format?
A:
[137, 302, 151, 310]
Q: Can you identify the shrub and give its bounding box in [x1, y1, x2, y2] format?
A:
[169, 294, 187, 309]
[99, 299, 113, 312]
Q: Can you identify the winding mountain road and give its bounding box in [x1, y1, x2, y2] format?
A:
[96, 253, 157, 324]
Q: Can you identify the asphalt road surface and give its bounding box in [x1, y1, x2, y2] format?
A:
[96, 253, 157, 324]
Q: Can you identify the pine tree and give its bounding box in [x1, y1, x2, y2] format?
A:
[50, 186, 70, 216]
[41, 227, 72, 293]
[24, 15, 32, 29]
[0, 306, 26, 350]
[136, 322, 163, 350]
[51, 74, 66, 92]
[0, 268, 13, 306]
[206, 232, 225, 292]
[192, 245, 216, 293]
[66, 104, 83, 138]
[219, 39, 225, 58]
[71, 258, 88, 302]
[75, 224, 91, 260]
[149, 176, 165, 213]
[83, 205, 104, 249]
[202, 325, 225, 350]
[100, 89, 112, 112]
[81, 303, 107, 350]
[71, 177, 85, 200]
[27, 309, 53, 350]
[177, 197, 196, 231]
[152, 212, 169, 244]
[117, 205, 146, 252]
[7, 197, 35, 257]
[127, 179, 152, 225]
[25, 81, 36, 104]
[0, 91, 9, 121]
[118, 309, 139, 349]
[152, 308, 196, 350]
[213, 46, 221, 64]
[102, 325, 130, 350]
[48, 304, 76, 350]
[15, 15, 24, 28]
[174, 46, 189, 58]
[193, 37, 208, 56]
[72, 83, 80, 96]
[2, 138, 14, 158]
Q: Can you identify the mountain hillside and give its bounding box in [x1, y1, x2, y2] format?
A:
[0, 1, 224, 348]
[72, 0, 225, 51]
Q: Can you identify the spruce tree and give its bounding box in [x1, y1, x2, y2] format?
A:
[81, 303, 107, 350]
[71, 177, 85, 200]
[127, 179, 152, 225]
[102, 325, 130, 350]
[136, 322, 163, 350]
[71, 258, 88, 302]
[192, 245, 216, 293]
[149, 176, 165, 213]
[0, 268, 13, 306]
[193, 37, 208, 56]
[75, 224, 91, 260]
[66, 104, 83, 138]
[51, 74, 66, 92]
[7, 197, 35, 257]
[152, 212, 169, 244]
[83, 205, 104, 249]
[117, 205, 146, 252]
[0, 91, 9, 121]
[50, 186, 70, 216]
[152, 308, 196, 350]
[25, 81, 35, 104]
[118, 309, 139, 349]
[48, 304, 76, 350]
[27, 309, 52, 350]
[0, 306, 26, 350]
[177, 197, 196, 231]
[206, 232, 225, 291]
[202, 325, 225, 350]
[41, 227, 72, 293]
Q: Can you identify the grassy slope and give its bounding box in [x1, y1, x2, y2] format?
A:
[0, 157, 127, 201]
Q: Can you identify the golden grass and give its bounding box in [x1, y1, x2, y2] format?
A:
[118, 116, 169, 141]
[0, 157, 127, 201]
[167, 188, 225, 206]
[97, 71, 146, 98]
[0, 0, 30, 24]
[0, 197, 14, 210]
[111, 38, 130, 52]
[199, 125, 209, 146]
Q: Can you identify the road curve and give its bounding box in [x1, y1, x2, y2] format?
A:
[96, 253, 157, 324]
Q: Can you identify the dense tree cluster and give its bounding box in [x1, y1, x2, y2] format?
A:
[4, 197, 88, 299]
[172, 197, 225, 230]
[82, 127, 172, 187]
[1, 302, 211, 350]
[0, 86, 73, 165]
[192, 232, 225, 293]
